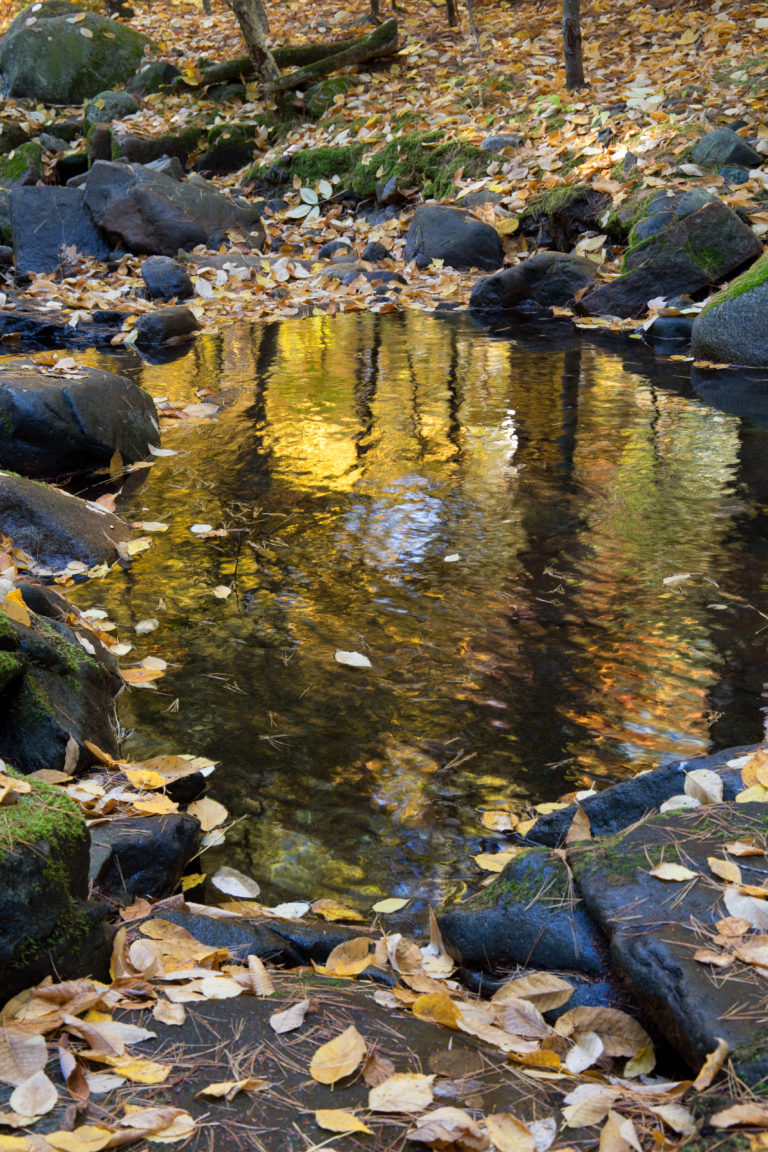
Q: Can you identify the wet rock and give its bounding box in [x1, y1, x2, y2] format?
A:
[0, 471, 131, 571]
[642, 313, 694, 350]
[691, 365, 768, 426]
[719, 165, 750, 186]
[457, 190, 503, 209]
[0, 120, 30, 154]
[317, 238, 353, 260]
[0, 600, 123, 774]
[522, 746, 753, 848]
[578, 200, 762, 318]
[141, 255, 194, 301]
[361, 240, 390, 262]
[10, 186, 111, 275]
[438, 846, 608, 975]
[691, 252, 768, 367]
[133, 306, 200, 349]
[0, 769, 111, 999]
[112, 130, 200, 168]
[405, 203, 503, 271]
[470, 252, 598, 313]
[90, 815, 201, 903]
[631, 210, 675, 244]
[568, 802, 768, 1083]
[0, 361, 160, 478]
[0, 307, 126, 349]
[83, 89, 140, 127]
[84, 161, 264, 256]
[480, 133, 522, 152]
[691, 127, 762, 169]
[0, 1, 151, 103]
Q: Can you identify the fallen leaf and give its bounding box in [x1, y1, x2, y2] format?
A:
[692, 1038, 730, 1090]
[565, 1030, 604, 1074]
[0, 1030, 47, 1086]
[315, 1109, 373, 1134]
[45, 1127, 114, 1152]
[246, 955, 275, 997]
[372, 897, 409, 914]
[407, 1106, 487, 1146]
[648, 862, 697, 882]
[684, 769, 723, 804]
[708, 857, 742, 885]
[485, 1112, 536, 1152]
[710, 1103, 768, 1128]
[724, 888, 768, 931]
[9, 1070, 57, 1116]
[554, 1007, 651, 1057]
[492, 972, 574, 1012]
[368, 1072, 434, 1113]
[269, 999, 310, 1034]
[152, 1001, 186, 1026]
[649, 1103, 697, 1136]
[334, 649, 372, 668]
[196, 1078, 266, 1102]
[317, 936, 372, 977]
[310, 1025, 367, 1085]
[211, 865, 261, 898]
[412, 993, 461, 1029]
[565, 805, 591, 843]
[599, 1110, 642, 1152]
[187, 797, 228, 831]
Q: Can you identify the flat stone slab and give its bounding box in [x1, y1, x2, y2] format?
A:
[568, 801, 768, 1083]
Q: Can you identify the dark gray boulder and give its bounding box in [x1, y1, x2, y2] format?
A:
[522, 745, 754, 848]
[438, 846, 608, 975]
[141, 255, 194, 301]
[83, 161, 265, 256]
[0, 595, 122, 774]
[470, 252, 599, 313]
[569, 802, 768, 1083]
[0, 307, 126, 349]
[90, 814, 201, 902]
[10, 186, 112, 275]
[127, 58, 181, 97]
[405, 203, 503, 271]
[0, 1, 152, 103]
[691, 253, 768, 366]
[83, 89, 140, 127]
[0, 768, 110, 999]
[578, 200, 762, 318]
[361, 240, 389, 262]
[133, 305, 200, 348]
[691, 127, 761, 169]
[0, 361, 159, 477]
[0, 471, 131, 571]
[112, 129, 200, 167]
[480, 133, 522, 153]
[521, 185, 612, 251]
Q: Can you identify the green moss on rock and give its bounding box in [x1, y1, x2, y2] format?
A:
[0, 140, 44, 187]
[701, 251, 768, 315]
[0, 765, 84, 865]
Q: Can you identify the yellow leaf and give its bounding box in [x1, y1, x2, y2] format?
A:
[485, 1113, 536, 1152]
[196, 1078, 266, 1102]
[723, 841, 763, 857]
[120, 667, 165, 686]
[565, 805, 591, 844]
[735, 784, 768, 803]
[180, 873, 206, 891]
[187, 797, 228, 831]
[45, 1127, 114, 1152]
[711, 1103, 768, 1128]
[131, 795, 178, 816]
[472, 848, 521, 872]
[2, 590, 30, 628]
[623, 1042, 656, 1077]
[678, 27, 698, 43]
[708, 857, 742, 885]
[497, 218, 520, 235]
[371, 897, 409, 914]
[317, 937, 372, 977]
[492, 972, 573, 1012]
[412, 993, 460, 1029]
[740, 747, 768, 789]
[108, 1058, 172, 1084]
[310, 1025, 366, 1085]
[122, 767, 166, 790]
[311, 897, 367, 922]
[368, 1072, 434, 1113]
[692, 1038, 730, 1090]
[648, 863, 697, 882]
[315, 1109, 373, 1134]
[480, 810, 518, 832]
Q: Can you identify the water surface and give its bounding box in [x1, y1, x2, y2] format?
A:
[62, 311, 768, 908]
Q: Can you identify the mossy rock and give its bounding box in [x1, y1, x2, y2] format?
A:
[304, 75, 362, 119]
[520, 183, 611, 250]
[0, 140, 43, 189]
[0, 765, 110, 997]
[0, 1, 154, 103]
[348, 133, 490, 201]
[691, 252, 768, 366]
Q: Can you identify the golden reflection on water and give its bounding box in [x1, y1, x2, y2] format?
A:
[63, 311, 768, 906]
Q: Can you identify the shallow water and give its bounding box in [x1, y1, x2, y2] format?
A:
[60, 310, 768, 910]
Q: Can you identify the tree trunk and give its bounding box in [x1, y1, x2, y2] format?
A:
[230, 0, 279, 82]
[370, 0, 380, 20]
[266, 18, 398, 95]
[562, 0, 584, 90]
[445, 0, 458, 28]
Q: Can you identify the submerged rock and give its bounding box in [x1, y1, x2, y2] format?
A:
[470, 252, 598, 313]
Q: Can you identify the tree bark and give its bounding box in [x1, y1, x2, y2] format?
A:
[562, 0, 585, 89]
[230, 0, 279, 83]
[266, 18, 398, 95]
[445, 0, 458, 28]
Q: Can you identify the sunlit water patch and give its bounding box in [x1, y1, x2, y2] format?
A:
[49, 310, 768, 910]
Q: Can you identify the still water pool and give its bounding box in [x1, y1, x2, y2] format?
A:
[65, 309, 768, 910]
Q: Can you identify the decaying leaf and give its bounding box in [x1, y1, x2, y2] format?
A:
[485, 1112, 536, 1152]
[692, 1038, 730, 1090]
[407, 1106, 486, 1146]
[310, 1025, 366, 1085]
[368, 1072, 435, 1113]
[492, 972, 574, 1013]
[0, 1030, 47, 1086]
[710, 1103, 768, 1128]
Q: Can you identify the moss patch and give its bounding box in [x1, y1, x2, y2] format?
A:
[348, 132, 489, 200]
[0, 765, 84, 865]
[701, 251, 768, 315]
[0, 140, 43, 186]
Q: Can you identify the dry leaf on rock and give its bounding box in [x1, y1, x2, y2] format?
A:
[554, 1007, 650, 1057]
[0, 1030, 47, 1085]
[310, 1025, 366, 1085]
[45, 1126, 115, 1152]
[648, 1104, 698, 1136]
[648, 862, 698, 882]
[9, 1070, 57, 1116]
[708, 857, 742, 884]
[58, 1043, 89, 1102]
[246, 955, 275, 997]
[362, 1051, 395, 1088]
[723, 841, 763, 857]
[368, 1072, 435, 1113]
[484, 1112, 536, 1152]
[315, 1109, 373, 1135]
[407, 1106, 486, 1147]
[270, 999, 310, 1034]
[492, 973, 573, 1012]
[152, 1001, 186, 1026]
[740, 748, 768, 789]
[692, 1038, 730, 1090]
[491, 996, 552, 1040]
[412, 992, 461, 1029]
[316, 936, 372, 977]
[710, 1103, 768, 1128]
[683, 768, 723, 804]
[565, 805, 591, 844]
[724, 888, 768, 931]
[562, 1085, 620, 1128]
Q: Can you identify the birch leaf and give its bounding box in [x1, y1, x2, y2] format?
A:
[310, 1025, 366, 1085]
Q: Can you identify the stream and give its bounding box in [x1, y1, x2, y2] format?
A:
[54, 309, 768, 913]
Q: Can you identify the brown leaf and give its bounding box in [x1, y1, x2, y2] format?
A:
[492, 972, 573, 1012]
[407, 1106, 487, 1146]
[565, 805, 591, 844]
[710, 1103, 768, 1128]
[362, 1051, 395, 1088]
[0, 1030, 47, 1086]
[309, 1025, 366, 1085]
[485, 1113, 536, 1152]
[692, 1038, 730, 1090]
[554, 1007, 651, 1057]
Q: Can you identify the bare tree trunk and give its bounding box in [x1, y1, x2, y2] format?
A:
[370, 0, 380, 21]
[230, 0, 279, 82]
[445, 0, 458, 27]
[562, 0, 584, 90]
[266, 18, 398, 95]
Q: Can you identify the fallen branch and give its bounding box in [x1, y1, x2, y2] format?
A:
[193, 38, 366, 89]
[265, 18, 399, 95]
